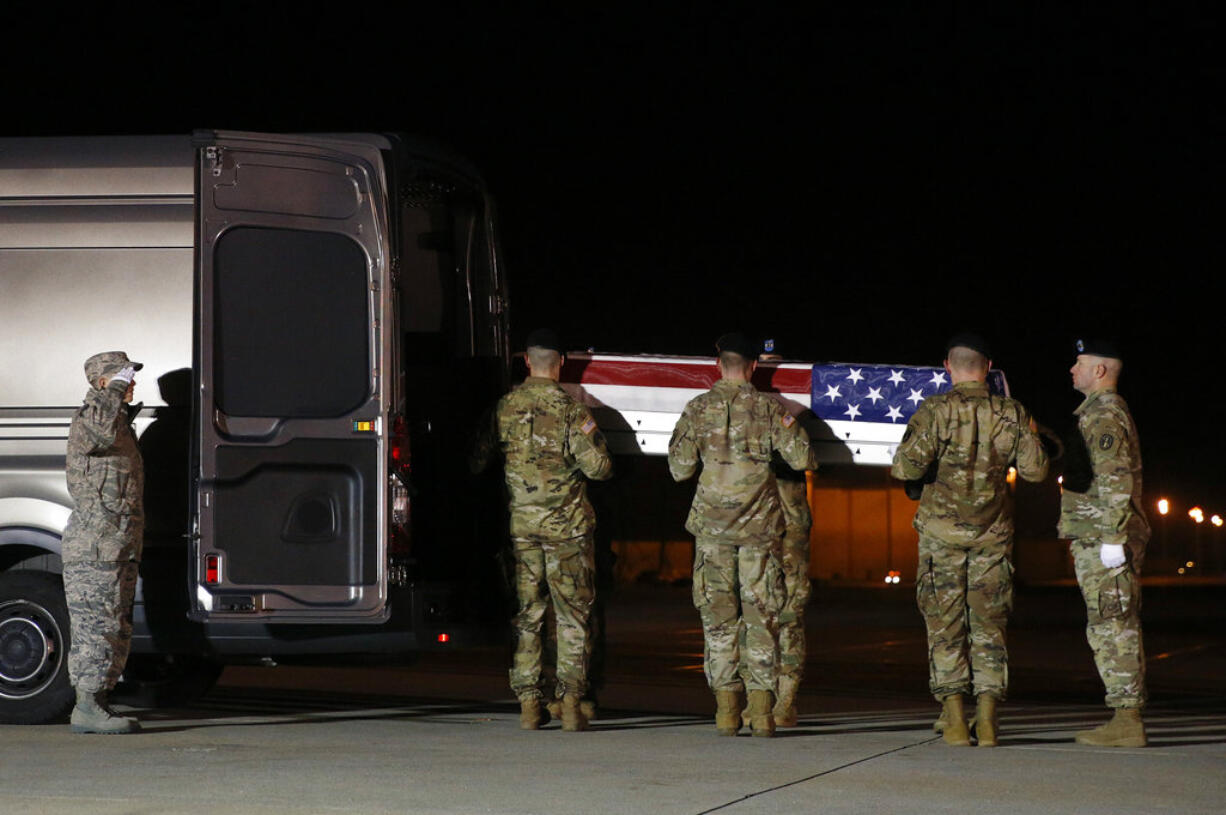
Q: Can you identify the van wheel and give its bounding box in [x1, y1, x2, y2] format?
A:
[116, 653, 224, 708]
[0, 571, 74, 724]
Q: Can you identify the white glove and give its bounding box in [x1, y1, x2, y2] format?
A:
[1100, 543, 1126, 569]
[109, 366, 136, 386]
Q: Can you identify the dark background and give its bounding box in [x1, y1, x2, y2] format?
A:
[5, 3, 1223, 506]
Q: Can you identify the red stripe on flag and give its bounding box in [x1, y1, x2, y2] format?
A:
[561, 355, 812, 394]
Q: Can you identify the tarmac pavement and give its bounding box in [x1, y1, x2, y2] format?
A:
[2, 582, 1223, 814]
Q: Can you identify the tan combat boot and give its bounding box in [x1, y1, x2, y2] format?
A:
[974, 695, 998, 747]
[70, 689, 139, 735]
[560, 693, 589, 732]
[519, 697, 545, 730]
[548, 697, 597, 721]
[1074, 707, 1147, 748]
[715, 690, 743, 736]
[940, 694, 971, 746]
[747, 689, 776, 738]
[773, 675, 800, 727]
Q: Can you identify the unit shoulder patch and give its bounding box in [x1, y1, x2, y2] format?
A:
[1098, 433, 1115, 451]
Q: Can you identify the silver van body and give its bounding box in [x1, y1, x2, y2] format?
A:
[0, 132, 509, 723]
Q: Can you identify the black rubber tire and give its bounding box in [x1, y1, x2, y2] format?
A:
[0, 571, 75, 725]
[115, 653, 224, 708]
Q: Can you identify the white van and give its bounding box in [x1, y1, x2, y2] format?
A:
[0, 131, 510, 723]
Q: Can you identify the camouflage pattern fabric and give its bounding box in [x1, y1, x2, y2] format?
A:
[1060, 389, 1149, 709]
[62, 379, 144, 563]
[668, 379, 817, 541]
[916, 534, 1013, 700]
[1058, 389, 1151, 547]
[892, 380, 1046, 702]
[775, 471, 811, 683]
[62, 376, 144, 694]
[669, 377, 814, 692]
[471, 377, 612, 701]
[64, 561, 139, 692]
[509, 535, 595, 700]
[1070, 540, 1147, 708]
[692, 538, 784, 692]
[891, 381, 1049, 546]
[470, 377, 613, 541]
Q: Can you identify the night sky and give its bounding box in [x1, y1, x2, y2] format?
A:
[6, 3, 1223, 504]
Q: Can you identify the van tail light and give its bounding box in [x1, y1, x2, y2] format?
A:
[206, 554, 220, 585]
[390, 414, 410, 474]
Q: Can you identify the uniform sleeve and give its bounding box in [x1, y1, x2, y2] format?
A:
[75, 381, 129, 454]
[771, 403, 818, 472]
[890, 402, 938, 481]
[568, 404, 613, 481]
[1014, 406, 1050, 483]
[468, 403, 500, 474]
[1086, 410, 1135, 546]
[667, 404, 699, 482]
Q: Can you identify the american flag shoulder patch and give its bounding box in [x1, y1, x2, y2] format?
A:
[581, 417, 597, 435]
[781, 413, 796, 428]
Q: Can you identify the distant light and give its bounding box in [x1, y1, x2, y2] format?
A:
[1187, 561, 1196, 568]
[1212, 515, 1223, 528]
[1178, 567, 1186, 575]
[437, 633, 450, 644]
[1057, 475, 1063, 485]
[1189, 507, 1205, 524]
[1006, 467, 1017, 486]
[1157, 498, 1170, 516]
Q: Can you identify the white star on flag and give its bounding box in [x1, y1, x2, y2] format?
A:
[824, 384, 842, 402]
[886, 405, 904, 422]
[866, 387, 883, 404]
[888, 370, 906, 386]
[844, 403, 861, 420]
[846, 368, 864, 384]
[930, 371, 947, 387]
[907, 389, 925, 406]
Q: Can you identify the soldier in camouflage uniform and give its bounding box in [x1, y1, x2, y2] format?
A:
[470, 329, 613, 732]
[1059, 338, 1151, 748]
[891, 334, 1048, 747]
[771, 460, 811, 727]
[63, 351, 145, 734]
[668, 333, 817, 737]
[759, 343, 816, 728]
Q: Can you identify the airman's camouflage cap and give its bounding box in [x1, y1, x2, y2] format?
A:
[1074, 338, 1122, 361]
[84, 351, 143, 385]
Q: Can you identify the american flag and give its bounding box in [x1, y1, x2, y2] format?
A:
[810, 364, 1009, 464]
[559, 354, 1009, 465]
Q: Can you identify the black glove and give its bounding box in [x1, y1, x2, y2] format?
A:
[1061, 427, 1093, 493]
[1037, 424, 1064, 460]
[903, 460, 939, 500]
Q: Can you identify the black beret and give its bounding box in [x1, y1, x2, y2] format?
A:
[716, 332, 757, 359]
[945, 332, 991, 359]
[1074, 338, 1121, 361]
[524, 328, 562, 352]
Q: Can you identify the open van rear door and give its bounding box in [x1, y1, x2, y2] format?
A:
[191, 131, 393, 623]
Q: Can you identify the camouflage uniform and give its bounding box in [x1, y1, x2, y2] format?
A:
[774, 462, 811, 688]
[1059, 388, 1150, 709]
[63, 358, 145, 694]
[891, 381, 1048, 701]
[471, 377, 612, 701]
[668, 379, 816, 693]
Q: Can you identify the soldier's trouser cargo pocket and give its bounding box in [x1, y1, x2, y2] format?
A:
[1096, 565, 1136, 620]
